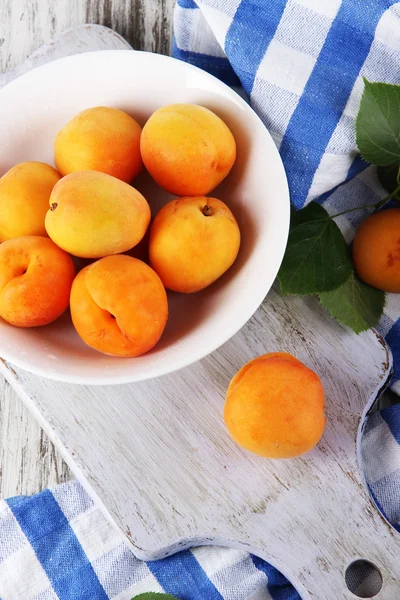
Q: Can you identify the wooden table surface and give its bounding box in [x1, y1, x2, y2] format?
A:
[0, 0, 174, 499]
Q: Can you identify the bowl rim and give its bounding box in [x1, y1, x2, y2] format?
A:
[0, 49, 290, 385]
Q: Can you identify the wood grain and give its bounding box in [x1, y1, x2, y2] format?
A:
[0, 0, 174, 497]
[0, 375, 71, 497]
[0, 0, 174, 72]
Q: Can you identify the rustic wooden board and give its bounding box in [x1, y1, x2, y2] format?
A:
[0, 376, 71, 498]
[1, 22, 400, 600]
[0, 0, 174, 72]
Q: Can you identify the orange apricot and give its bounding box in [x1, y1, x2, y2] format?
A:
[353, 208, 400, 292]
[0, 236, 75, 327]
[70, 255, 168, 357]
[54, 106, 142, 183]
[0, 162, 61, 242]
[149, 196, 240, 293]
[224, 352, 326, 459]
[140, 104, 236, 196]
[45, 171, 151, 259]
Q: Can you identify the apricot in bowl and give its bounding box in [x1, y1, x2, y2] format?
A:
[149, 196, 241, 293]
[141, 103, 236, 196]
[54, 106, 142, 183]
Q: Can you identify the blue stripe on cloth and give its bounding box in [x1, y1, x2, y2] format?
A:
[7, 490, 108, 600]
[172, 40, 241, 87]
[148, 549, 224, 599]
[251, 555, 301, 600]
[317, 155, 369, 205]
[225, 0, 287, 93]
[385, 319, 400, 391]
[279, 0, 395, 208]
[345, 155, 370, 182]
[177, 0, 198, 7]
[369, 487, 400, 534]
[381, 403, 400, 444]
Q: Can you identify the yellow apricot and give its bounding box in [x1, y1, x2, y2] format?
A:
[0, 162, 61, 242]
[141, 104, 236, 195]
[45, 171, 150, 259]
[149, 196, 240, 293]
[54, 106, 142, 183]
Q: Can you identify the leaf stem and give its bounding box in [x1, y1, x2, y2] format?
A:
[330, 181, 400, 219]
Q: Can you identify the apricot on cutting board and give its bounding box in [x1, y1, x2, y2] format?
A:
[353, 208, 400, 292]
[0, 162, 61, 242]
[54, 106, 143, 183]
[149, 196, 241, 293]
[70, 255, 168, 357]
[140, 104, 236, 196]
[224, 352, 326, 459]
[0, 236, 75, 327]
[45, 171, 151, 258]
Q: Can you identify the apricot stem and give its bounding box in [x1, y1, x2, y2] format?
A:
[202, 205, 213, 216]
[50, 202, 58, 211]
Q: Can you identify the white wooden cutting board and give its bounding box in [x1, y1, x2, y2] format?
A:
[1, 25, 400, 600]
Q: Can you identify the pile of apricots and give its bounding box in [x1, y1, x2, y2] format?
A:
[0, 104, 240, 358]
[0, 104, 328, 460]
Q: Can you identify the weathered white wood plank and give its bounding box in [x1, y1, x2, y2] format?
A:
[0, 374, 71, 498]
[0, 24, 131, 87]
[0, 0, 174, 72]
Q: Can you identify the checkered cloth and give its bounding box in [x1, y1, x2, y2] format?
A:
[174, 0, 400, 396]
[0, 480, 300, 599]
[1, 2, 400, 598]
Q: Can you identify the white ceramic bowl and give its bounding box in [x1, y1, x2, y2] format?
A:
[0, 50, 289, 384]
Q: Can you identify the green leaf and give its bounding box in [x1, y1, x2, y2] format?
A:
[278, 202, 352, 295]
[319, 272, 385, 334]
[356, 79, 400, 166]
[377, 164, 400, 199]
[131, 594, 179, 600]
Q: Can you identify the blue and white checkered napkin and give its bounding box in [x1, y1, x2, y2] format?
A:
[0, 480, 299, 599]
[174, 0, 400, 397]
[1, 1, 400, 598]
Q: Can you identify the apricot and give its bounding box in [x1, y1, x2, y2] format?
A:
[149, 196, 240, 293]
[224, 353, 326, 459]
[353, 208, 400, 292]
[140, 104, 236, 196]
[0, 236, 75, 327]
[70, 255, 168, 357]
[45, 171, 151, 259]
[54, 106, 142, 183]
[0, 162, 61, 242]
